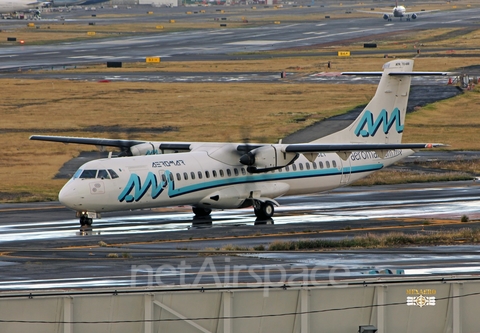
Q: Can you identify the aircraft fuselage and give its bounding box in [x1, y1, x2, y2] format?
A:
[59, 148, 412, 215]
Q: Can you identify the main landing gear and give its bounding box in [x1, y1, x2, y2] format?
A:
[191, 201, 275, 220]
[253, 200, 275, 219]
[192, 207, 212, 217]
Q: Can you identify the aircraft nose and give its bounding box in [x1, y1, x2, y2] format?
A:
[59, 182, 79, 209]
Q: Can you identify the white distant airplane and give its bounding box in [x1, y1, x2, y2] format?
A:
[0, 0, 46, 14]
[31, 59, 450, 226]
[359, 0, 438, 21]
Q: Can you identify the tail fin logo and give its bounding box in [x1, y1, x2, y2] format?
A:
[354, 108, 404, 137]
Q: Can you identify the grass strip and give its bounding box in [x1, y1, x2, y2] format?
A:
[267, 228, 480, 250]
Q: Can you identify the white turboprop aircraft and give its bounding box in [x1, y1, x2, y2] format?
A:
[0, 0, 45, 13]
[359, 0, 438, 21]
[31, 59, 449, 226]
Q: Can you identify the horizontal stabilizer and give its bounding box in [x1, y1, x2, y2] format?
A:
[342, 71, 454, 76]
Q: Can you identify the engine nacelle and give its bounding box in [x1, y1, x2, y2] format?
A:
[383, 14, 389, 20]
[129, 143, 159, 156]
[411, 13, 417, 19]
[239, 145, 298, 172]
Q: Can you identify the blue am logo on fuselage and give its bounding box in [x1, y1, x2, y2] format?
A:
[118, 171, 173, 202]
[354, 108, 404, 137]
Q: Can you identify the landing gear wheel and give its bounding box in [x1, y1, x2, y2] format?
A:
[79, 215, 93, 227]
[192, 207, 212, 217]
[254, 201, 275, 219]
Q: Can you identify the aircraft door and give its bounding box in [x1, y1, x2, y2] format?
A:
[339, 157, 351, 185]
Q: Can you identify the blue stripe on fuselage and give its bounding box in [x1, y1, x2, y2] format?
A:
[165, 163, 383, 198]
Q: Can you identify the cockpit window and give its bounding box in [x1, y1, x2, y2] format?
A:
[108, 169, 119, 179]
[97, 170, 110, 179]
[73, 169, 83, 179]
[80, 170, 97, 179]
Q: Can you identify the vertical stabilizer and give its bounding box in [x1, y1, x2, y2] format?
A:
[313, 59, 414, 144]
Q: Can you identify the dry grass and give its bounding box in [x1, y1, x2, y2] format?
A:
[354, 158, 480, 186]
[0, 79, 376, 201]
[267, 228, 480, 250]
[0, 48, 479, 202]
[403, 90, 480, 148]
[353, 170, 472, 186]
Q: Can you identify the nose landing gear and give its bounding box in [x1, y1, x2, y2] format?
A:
[79, 214, 93, 227]
[77, 211, 97, 227]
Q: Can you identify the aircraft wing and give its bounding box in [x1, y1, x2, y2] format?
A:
[283, 143, 445, 153]
[30, 135, 145, 147]
[282, 143, 445, 160]
[29, 135, 192, 155]
[357, 10, 390, 16]
[405, 9, 439, 15]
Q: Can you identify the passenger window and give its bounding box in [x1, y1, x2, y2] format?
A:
[80, 170, 97, 179]
[161, 174, 167, 183]
[213, 170, 217, 178]
[205, 171, 210, 178]
[332, 160, 337, 168]
[312, 162, 317, 169]
[241, 168, 246, 175]
[234, 168, 239, 176]
[285, 166, 290, 171]
[220, 170, 224, 177]
[97, 170, 110, 179]
[306, 163, 310, 170]
[169, 173, 174, 182]
[184, 172, 188, 180]
[108, 169, 119, 179]
[191, 172, 195, 180]
[176, 173, 181, 181]
[227, 169, 231, 176]
[319, 162, 324, 169]
[292, 164, 297, 171]
[326, 161, 330, 168]
[299, 163, 304, 170]
[198, 171, 203, 179]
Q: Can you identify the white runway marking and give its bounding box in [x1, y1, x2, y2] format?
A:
[72, 49, 91, 52]
[68, 55, 132, 59]
[226, 40, 284, 45]
[34, 52, 60, 55]
[0, 55, 18, 58]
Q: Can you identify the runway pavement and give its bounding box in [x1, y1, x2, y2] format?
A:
[0, 4, 479, 70]
[1, 181, 480, 290]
